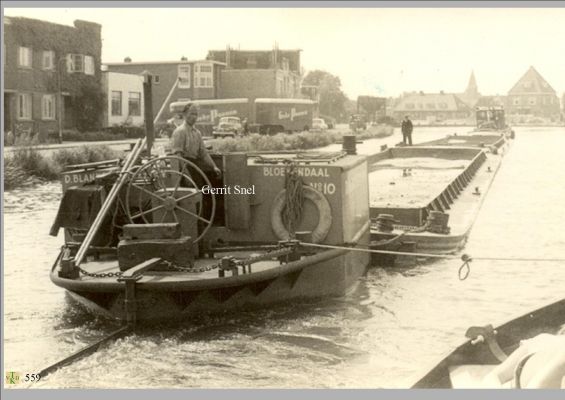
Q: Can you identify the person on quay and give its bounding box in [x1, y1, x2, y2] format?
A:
[401, 115, 414, 146]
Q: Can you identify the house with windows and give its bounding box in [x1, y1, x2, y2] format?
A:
[104, 58, 225, 125]
[3, 16, 102, 140]
[393, 91, 472, 123]
[206, 46, 302, 101]
[506, 66, 560, 120]
[101, 71, 144, 127]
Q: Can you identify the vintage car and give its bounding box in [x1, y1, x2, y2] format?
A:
[212, 116, 243, 138]
[311, 118, 328, 132]
[349, 114, 367, 132]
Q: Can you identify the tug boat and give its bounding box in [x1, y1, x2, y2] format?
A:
[412, 297, 565, 388]
[369, 107, 513, 264]
[49, 142, 370, 322]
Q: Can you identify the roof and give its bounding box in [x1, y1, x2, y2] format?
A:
[394, 93, 471, 112]
[255, 98, 315, 105]
[508, 66, 556, 95]
[104, 60, 226, 67]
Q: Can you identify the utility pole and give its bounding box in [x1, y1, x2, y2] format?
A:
[141, 71, 154, 155]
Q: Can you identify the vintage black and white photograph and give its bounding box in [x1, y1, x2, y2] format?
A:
[2, 2, 565, 392]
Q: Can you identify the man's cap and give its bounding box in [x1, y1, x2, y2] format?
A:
[183, 103, 199, 113]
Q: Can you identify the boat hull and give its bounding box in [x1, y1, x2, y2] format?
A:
[411, 298, 565, 388]
[51, 231, 369, 322]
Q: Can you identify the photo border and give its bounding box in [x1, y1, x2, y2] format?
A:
[2, 1, 565, 399]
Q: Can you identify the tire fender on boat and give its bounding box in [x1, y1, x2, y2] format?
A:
[271, 185, 332, 243]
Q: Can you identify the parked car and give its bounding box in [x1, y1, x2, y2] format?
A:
[349, 114, 367, 132]
[213, 116, 243, 138]
[311, 118, 328, 132]
[158, 115, 183, 138]
[320, 115, 336, 129]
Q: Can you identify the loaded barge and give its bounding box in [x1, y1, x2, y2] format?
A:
[49, 142, 370, 322]
[368, 107, 513, 262]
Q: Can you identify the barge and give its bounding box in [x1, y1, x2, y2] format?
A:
[49, 142, 370, 322]
[368, 114, 513, 263]
[412, 297, 565, 388]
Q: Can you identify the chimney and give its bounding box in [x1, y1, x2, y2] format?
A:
[124, 57, 132, 63]
[440, 90, 444, 94]
[181, 56, 188, 61]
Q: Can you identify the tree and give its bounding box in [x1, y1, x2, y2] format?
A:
[73, 81, 105, 132]
[302, 70, 349, 120]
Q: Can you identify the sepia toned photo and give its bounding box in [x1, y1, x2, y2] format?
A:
[2, 1, 565, 395]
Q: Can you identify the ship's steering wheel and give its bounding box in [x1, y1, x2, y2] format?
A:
[124, 156, 216, 244]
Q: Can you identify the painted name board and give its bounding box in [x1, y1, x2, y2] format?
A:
[61, 171, 97, 190]
[263, 166, 330, 178]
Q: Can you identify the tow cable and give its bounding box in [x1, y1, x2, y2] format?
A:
[298, 241, 565, 281]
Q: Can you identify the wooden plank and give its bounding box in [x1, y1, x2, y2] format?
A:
[122, 223, 181, 240]
[120, 257, 162, 278]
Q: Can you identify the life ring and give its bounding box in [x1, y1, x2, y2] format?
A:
[271, 185, 332, 243]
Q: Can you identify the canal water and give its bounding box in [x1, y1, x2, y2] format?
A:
[3, 126, 565, 388]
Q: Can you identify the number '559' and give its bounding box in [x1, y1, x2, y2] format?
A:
[25, 373, 41, 382]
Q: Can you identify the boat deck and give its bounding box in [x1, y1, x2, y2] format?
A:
[74, 251, 282, 284]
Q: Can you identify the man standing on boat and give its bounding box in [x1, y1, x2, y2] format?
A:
[401, 115, 414, 146]
[170, 103, 222, 178]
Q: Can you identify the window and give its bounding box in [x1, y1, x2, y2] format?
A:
[84, 56, 95, 75]
[17, 93, 32, 120]
[67, 54, 84, 73]
[438, 102, 448, 109]
[178, 65, 191, 88]
[42, 94, 56, 120]
[42, 50, 55, 70]
[405, 103, 415, 110]
[426, 103, 436, 109]
[529, 97, 536, 105]
[18, 46, 32, 68]
[523, 82, 532, 90]
[128, 92, 141, 116]
[111, 91, 122, 116]
[153, 75, 160, 84]
[513, 98, 520, 106]
[194, 63, 213, 88]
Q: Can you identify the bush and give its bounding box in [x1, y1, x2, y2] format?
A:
[62, 129, 127, 142]
[51, 145, 121, 167]
[4, 145, 122, 190]
[210, 125, 393, 153]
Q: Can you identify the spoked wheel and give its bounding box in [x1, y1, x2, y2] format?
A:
[124, 156, 216, 244]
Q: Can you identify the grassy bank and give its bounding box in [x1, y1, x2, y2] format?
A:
[4, 145, 121, 191]
[210, 125, 393, 153]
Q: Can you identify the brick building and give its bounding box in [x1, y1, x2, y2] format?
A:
[506, 66, 560, 120]
[4, 16, 102, 140]
[206, 47, 302, 101]
[105, 58, 225, 124]
[393, 92, 472, 123]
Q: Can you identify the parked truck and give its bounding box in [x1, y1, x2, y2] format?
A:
[169, 98, 315, 136]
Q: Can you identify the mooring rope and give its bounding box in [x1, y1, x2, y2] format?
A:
[298, 241, 565, 281]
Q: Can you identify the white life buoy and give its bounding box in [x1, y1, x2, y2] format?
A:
[271, 185, 332, 243]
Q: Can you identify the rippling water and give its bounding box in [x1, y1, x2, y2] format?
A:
[3, 126, 565, 388]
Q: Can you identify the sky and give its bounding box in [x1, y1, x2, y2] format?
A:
[4, 6, 565, 99]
